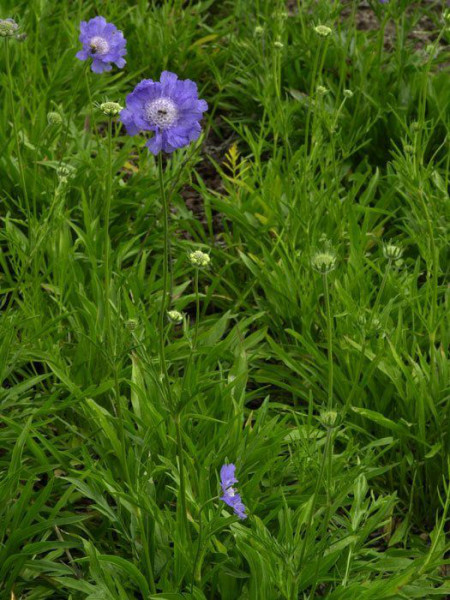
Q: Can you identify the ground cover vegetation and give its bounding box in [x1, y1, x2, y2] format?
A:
[0, 0, 449, 598]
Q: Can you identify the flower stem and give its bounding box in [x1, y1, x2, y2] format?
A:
[175, 413, 190, 550]
[193, 268, 200, 351]
[4, 38, 30, 220]
[104, 117, 113, 342]
[344, 259, 391, 416]
[157, 153, 171, 393]
[157, 154, 190, 557]
[113, 363, 130, 484]
[83, 68, 100, 149]
[138, 510, 157, 594]
[418, 190, 438, 395]
[323, 273, 333, 411]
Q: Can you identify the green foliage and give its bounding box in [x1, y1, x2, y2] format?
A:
[0, 0, 449, 598]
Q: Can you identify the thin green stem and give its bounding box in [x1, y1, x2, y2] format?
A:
[298, 426, 332, 572]
[175, 413, 191, 550]
[323, 273, 333, 411]
[113, 363, 131, 485]
[156, 154, 189, 552]
[157, 153, 171, 395]
[344, 259, 391, 415]
[191, 496, 218, 592]
[418, 190, 438, 394]
[139, 511, 157, 594]
[5, 39, 30, 219]
[193, 268, 200, 351]
[84, 68, 101, 150]
[104, 117, 113, 343]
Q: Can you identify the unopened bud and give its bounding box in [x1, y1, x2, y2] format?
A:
[312, 250, 337, 274]
[125, 318, 138, 331]
[167, 310, 183, 324]
[383, 243, 403, 261]
[189, 250, 211, 268]
[100, 101, 123, 117]
[47, 111, 63, 126]
[0, 18, 18, 37]
[314, 25, 332, 37]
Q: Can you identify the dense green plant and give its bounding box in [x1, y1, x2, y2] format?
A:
[0, 0, 449, 598]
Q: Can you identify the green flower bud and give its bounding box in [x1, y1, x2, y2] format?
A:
[320, 410, 339, 428]
[167, 310, 183, 324]
[314, 25, 332, 37]
[0, 18, 19, 38]
[316, 85, 328, 96]
[47, 111, 63, 126]
[100, 101, 123, 117]
[56, 163, 75, 183]
[343, 89, 353, 99]
[311, 250, 337, 274]
[125, 318, 138, 331]
[189, 250, 211, 268]
[383, 243, 403, 261]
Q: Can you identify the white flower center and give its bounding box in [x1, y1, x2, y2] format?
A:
[89, 36, 109, 56]
[227, 487, 235, 497]
[145, 98, 178, 129]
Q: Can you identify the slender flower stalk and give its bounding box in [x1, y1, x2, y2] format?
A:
[84, 68, 100, 145]
[157, 153, 171, 387]
[104, 114, 113, 341]
[418, 190, 439, 395]
[323, 272, 334, 412]
[4, 37, 30, 219]
[193, 268, 200, 351]
[344, 255, 392, 416]
[138, 512, 157, 595]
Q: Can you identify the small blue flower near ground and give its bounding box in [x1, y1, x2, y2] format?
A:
[220, 464, 247, 520]
[76, 16, 126, 74]
[119, 71, 208, 155]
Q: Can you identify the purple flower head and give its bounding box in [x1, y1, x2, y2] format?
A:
[76, 16, 126, 74]
[119, 71, 208, 155]
[220, 464, 247, 520]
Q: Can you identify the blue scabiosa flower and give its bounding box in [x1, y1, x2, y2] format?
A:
[220, 464, 247, 520]
[76, 16, 126, 74]
[119, 71, 208, 155]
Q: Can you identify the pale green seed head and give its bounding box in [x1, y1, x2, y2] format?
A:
[0, 18, 19, 37]
[316, 85, 328, 96]
[189, 250, 211, 268]
[314, 25, 332, 37]
[100, 101, 123, 117]
[125, 318, 138, 331]
[312, 250, 337, 273]
[56, 163, 75, 183]
[383, 243, 403, 261]
[320, 410, 338, 427]
[47, 111, 62, 126]
[167, 310, 183, 324]
[343, 89, 353, 99]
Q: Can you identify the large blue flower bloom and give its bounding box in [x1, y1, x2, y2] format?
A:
[220, 464, 247, 520]
[119, 71, 208, 155]
[76, 16, 126, 74]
